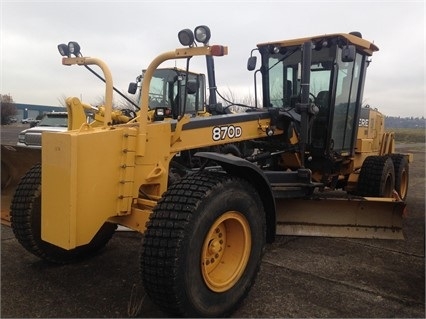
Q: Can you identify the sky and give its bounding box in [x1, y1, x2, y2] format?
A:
[1, 0, 425, 117]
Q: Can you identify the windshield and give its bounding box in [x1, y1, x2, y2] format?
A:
[142, 69, 205, 118]
[143, 69, 205, 116]
[266, 45, 335, 109]
[38, 114, 68, 127]
[148, 69, 176, 108]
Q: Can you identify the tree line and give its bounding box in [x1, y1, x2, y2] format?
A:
[385, 116, 425, 129]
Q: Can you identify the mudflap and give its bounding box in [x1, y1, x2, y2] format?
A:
[275, 194, 406, 240]
[1, 145, 41, 225]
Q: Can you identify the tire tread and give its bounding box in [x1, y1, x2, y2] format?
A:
[141, 171, 262, 317]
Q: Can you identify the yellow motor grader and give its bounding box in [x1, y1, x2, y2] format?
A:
[1, 26, 411, 317]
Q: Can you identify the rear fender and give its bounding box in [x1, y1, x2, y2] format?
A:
[195, 151, 276, 242]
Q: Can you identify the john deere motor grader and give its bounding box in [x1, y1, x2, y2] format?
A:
[4, 26, 410, 317]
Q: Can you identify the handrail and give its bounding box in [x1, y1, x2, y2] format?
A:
[62, 57, 113, 127]
[63, 45, 228, 155]
[136, 45, 228, 156]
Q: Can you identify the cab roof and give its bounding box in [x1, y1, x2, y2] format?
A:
[257, 33, 379, 56]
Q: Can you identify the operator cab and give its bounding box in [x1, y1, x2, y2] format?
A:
[128, 68, 206, 119]
[251, 33, 378, 162]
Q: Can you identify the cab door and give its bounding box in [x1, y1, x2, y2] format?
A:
[330, 50, 364, 155]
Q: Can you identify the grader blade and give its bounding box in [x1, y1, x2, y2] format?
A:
[1, 145, 41, 225]
[275, 195, 405, 240]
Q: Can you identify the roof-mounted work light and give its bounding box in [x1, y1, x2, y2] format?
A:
[57, 41, 81, 57]
[194, 25, 211, 45]
[68, 41, 81, 56]
[178, 29, 195, 46]
[178, 25, 212, 47]
[57, 44, 69, 57]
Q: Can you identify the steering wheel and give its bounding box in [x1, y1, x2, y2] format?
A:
[309, 93, 317, 104]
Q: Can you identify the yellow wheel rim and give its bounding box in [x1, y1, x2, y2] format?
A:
[400, 168, 408, 199]
[201, 211, 251, 292]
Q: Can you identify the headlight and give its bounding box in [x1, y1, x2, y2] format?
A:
[57, 44, 69, 57]
[194, 25, 211, 44]
[18, 133, 26, 144]
[68, 41, 81, 56]
[57, 41, 81, 57]
[154, 107, 167, 121]
[178, 29, 194, 46]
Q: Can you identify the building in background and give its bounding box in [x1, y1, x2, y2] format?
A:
[15, 103, 66, 121]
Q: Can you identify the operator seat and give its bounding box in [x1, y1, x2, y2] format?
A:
[316, 90, 329, 112]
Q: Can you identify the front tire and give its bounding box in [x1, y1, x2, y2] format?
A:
[11, 164, 117, 264]
[357, 156, 395, 197]
[141, 171, 266, 317]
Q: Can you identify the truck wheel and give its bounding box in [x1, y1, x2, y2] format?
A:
[389, 154, 409, 201]
[141, 171, 266, 317]
[357, 156, 395, 197]
[11, 163, 117, 264]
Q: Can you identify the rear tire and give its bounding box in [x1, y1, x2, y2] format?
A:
[141, 171, 266, 317]
[389, 154, 409, 201]
[357, 156, 395, 197]
[11, 164, 117, 264]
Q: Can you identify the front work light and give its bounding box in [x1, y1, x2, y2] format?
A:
[57, 41, 82, 57]
[154, 107, 167, 121]
[68, 41, 81, 56]
[194, 25, 211, 44]
[57, 44, 69, 57]
[178, 29, 194, 47]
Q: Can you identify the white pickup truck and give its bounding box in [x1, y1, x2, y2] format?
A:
[17, 112, 68, 148]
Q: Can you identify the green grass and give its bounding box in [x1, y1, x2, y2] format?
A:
[387, 128, 426, 143]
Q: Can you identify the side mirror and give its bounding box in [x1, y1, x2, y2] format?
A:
[247, 56, 257, 71]
[341, 45, 356, 62]
[128, 82, 138, 94]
